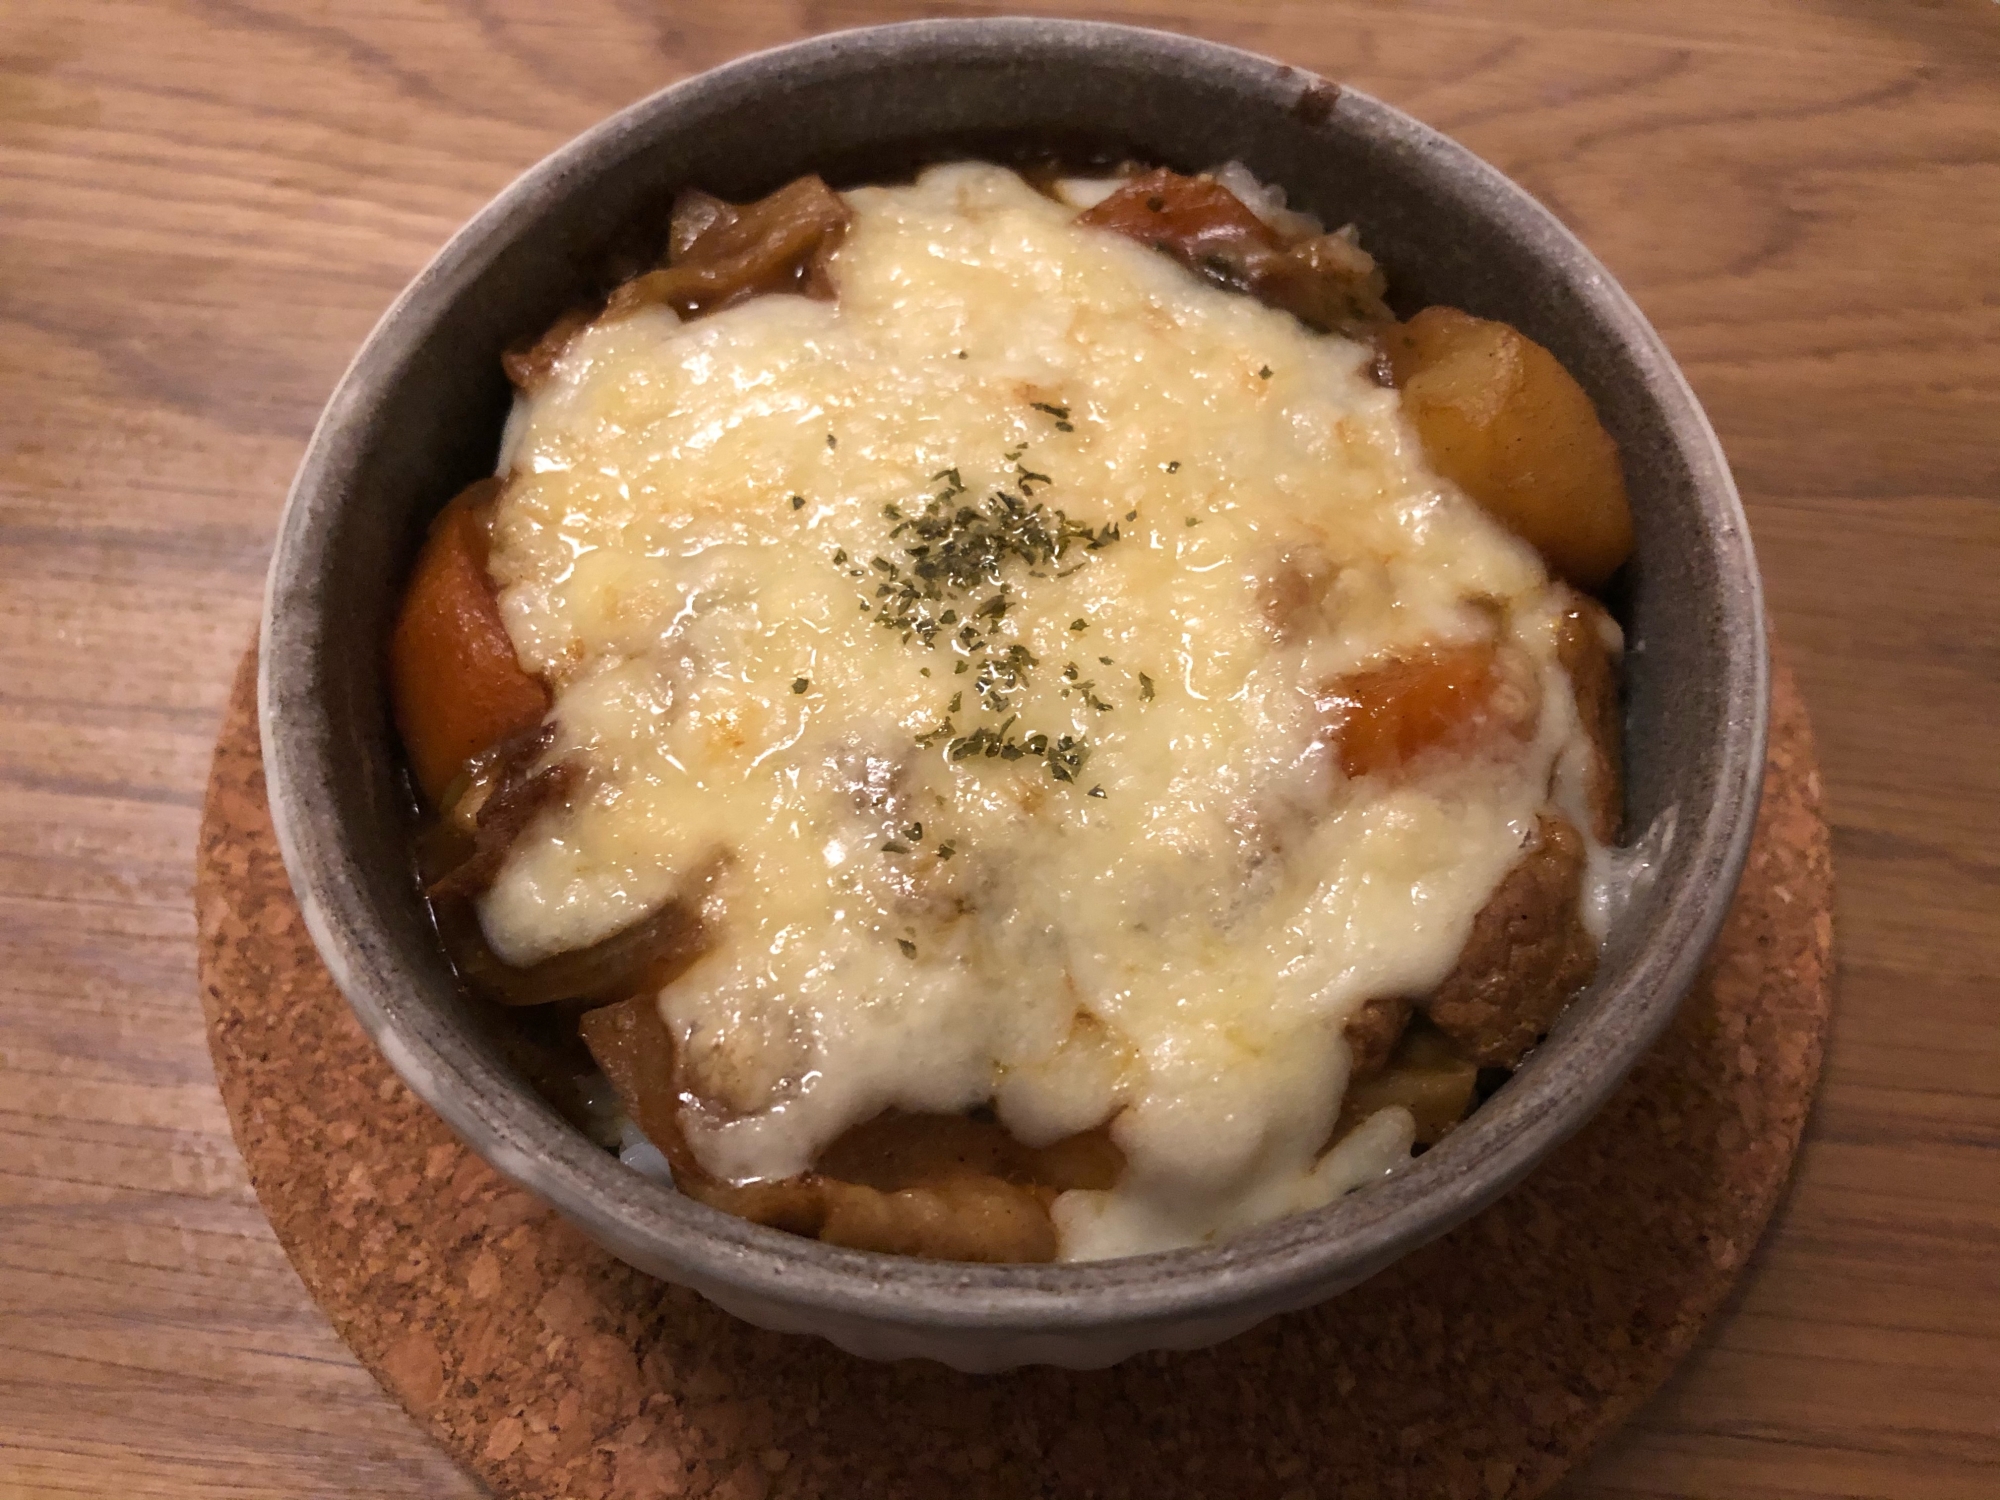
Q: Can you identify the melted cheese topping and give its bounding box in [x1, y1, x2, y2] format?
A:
[482, 164, 1592, 1259]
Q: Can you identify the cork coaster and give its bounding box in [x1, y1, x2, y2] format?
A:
[197, 645, 1832, 1500]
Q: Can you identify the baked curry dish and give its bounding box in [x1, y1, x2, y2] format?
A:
[391, 160, 1635, 1262]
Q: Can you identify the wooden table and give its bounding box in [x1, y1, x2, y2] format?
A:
[3, 3, 1994, 1495]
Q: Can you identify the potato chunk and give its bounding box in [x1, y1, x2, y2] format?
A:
[1384, 308, 1634, 590]
[1335, 1022, 1480, 1146]
[388, 479, 549, 804]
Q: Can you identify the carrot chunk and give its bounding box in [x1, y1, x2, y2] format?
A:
[1322, 642, 1538, 779]
[1078, 166, 1279, 263]
[388, 478, 549, 804]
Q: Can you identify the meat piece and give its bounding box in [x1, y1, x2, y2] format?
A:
[816, 1110, 1124, 1195]
[1079, 166, 1277, 270]
[580, 1009, 1120, 1263]
[501, 308, 592, 394]
[1077, 168, 1391, 334]
[1342, 994, 1412, 1082]
[1554, 589, 1624, 844]
[817, 1176, 1058, 1263]
[603, 175, 851, 322]
[704, 1107, 1118, 1261]
[585, 994, 824, 1234]
[667, 187, 738, 260]
[1381, 307, 1634, 591]
[501, 178, 849, 390]
[1333, 1022, 1480, 1146]
[449, 894, 708, 1010]
[1253, 228, 1395, 336]
[579, 993, 703, 1177]
[1321, 640, 1540, 780]
[1024, 1123, 1126, 1193]
[672, 1168, 1063, 1262]
[427, 725, 574, 900]
[709, 1105, 1123, 1261]
[1421, 815, 1597, 1066]
[676, 1171, 1059, 1262]
[389, 478, 550, 804]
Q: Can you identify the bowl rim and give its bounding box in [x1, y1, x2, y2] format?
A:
[261, 16, 1769, 1336]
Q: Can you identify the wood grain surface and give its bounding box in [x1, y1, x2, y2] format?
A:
[0, 3, 1993, 1497]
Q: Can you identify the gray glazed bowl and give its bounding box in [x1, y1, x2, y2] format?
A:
[260, 19, 1767, 1371]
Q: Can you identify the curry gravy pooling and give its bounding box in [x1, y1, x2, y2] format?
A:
[480, 163, 1601, 1259]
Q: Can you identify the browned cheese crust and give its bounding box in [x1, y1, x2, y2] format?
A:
[1420, 814, 1597, 1068]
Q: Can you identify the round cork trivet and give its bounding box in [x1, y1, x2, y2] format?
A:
[198, 645, 1832, 1500]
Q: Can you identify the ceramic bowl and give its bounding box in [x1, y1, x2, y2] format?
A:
[260, 18, 1767, 1371]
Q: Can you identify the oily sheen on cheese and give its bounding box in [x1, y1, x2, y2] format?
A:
[481, 163, 1596, 1259]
